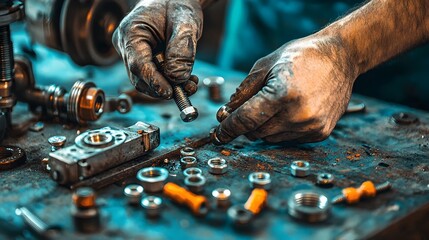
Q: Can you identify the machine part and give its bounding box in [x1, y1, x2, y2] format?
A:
[14, 56, 105, 124]
[15, 207, 62, 239]
[227, 205, 253, 227]
[0, 145, 26, 170]
[248, 172, 271, 190]
[141, 196, 162, 218]
[212, 188, 231, 208]
[124, 184, 144, 205]
[216, 105, 232, 123]
[136, 167, 169, 193]
[71, 187, 101, 233]
[104, 94, 132, 114]
[48, 135, 66, 151]
[391, 112, 419, 125]
[203, 76, 224, 102]
[332, 181, 392, 204]
[29, 122, 44, 132]
[153, 53, 198, 122]
[290, 160, 310, 177]
[180, 147, 195, 157]
[244, 188, 268, 215]
[346, 99, 366, 113]
[49, 122, 160, 185]
[207, 157, 228, 175]
[288, 190, 331, 223]
[180, 156, 197, 169]
[25, 0, 132, 66]
[0, 0, 23, 130]
[183, 167, 202, 177]
[163, 182, 209, 216]
[316, 173, 334, 187]
[184, 175, 206, 193]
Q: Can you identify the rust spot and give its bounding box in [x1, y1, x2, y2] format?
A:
[220, 149, 231, 156]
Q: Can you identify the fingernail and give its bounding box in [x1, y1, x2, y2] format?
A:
[216, 105, 232, 122]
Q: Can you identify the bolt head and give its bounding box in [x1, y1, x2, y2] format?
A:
[180, 106, 198, 122]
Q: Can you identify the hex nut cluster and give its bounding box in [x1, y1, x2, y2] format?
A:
[123, 184, 144, 205]
[208, 157, 228, 175]
[180, 156, 197, 169]
[180, 147, 195, 157]
[136, 167, 169, 193]
[183, 167, 202, 177]
[290, 161, 310, 177]
[316, 173, 334, 187]
[212, 188, 231, 208]
[141, 196, 162, 218]
[184, 175, 206, 193]
[248, 172, 271, 190]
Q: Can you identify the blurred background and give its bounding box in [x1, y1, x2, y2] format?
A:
[197, 0, 429, 111]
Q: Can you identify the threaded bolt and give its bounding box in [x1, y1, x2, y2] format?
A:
[0, 25, 15, 127]
[332, 181, 392, 204]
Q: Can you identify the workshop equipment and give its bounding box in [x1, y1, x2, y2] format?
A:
[212, 188, 231, 209]
[153, 53, 198, 122]
[183, 167, 202, 177]
[137, 167, 169, 193]
[141, 196, 163, 218]
[24, 0, 133, 66]
[163, 182, 209, 216]
[332, 181, 392, 204]
[49, 122, 160, 185]
[207, 157, 228, 175]
[180, 156, 197, 169]
[316, 173, 334, 187]
[203, 76, 224, 102]
[288, 190, 331, 223]
[290, 160, 310, 177]
[184, 175, 206, 193]
[15, 207, 62, 239]
[0, 145, 26, 170]
[0, 0, 23, 131]
[248, 172, 271, 190]
[71, 187, 101, 233]
[228, 188, 268, 226]
[124, 184, 144, 205]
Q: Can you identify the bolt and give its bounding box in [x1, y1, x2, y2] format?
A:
[141, 196, 162, 218]
[48, 136, 67, 151]
[212, 188, 231, 208]
[332, 181, 392, 204]
[203, 76, 224, 102]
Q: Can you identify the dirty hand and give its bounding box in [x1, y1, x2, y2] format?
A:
[113, 0, 204, 99]
[213, 35, 359, 144]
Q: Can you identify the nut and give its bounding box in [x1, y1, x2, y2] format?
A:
[184, 175, 206, 193]
[248, 172, 271, 190]
[208, 157, 228, 175]
[123, 184, 144, 205]
[141, 196, 162, 218]
[288, 190, 330, 223]
[290, 161, 310, 177]
[212, 188, 231, 208]
[227, 205, 253, 227]
[183, 167, 202, 177]
[72, 187, 96, 209]
[136, 167, 169, 193]
[316, 173, 334, 187]
[180, 147, 195, 157]
[180, 156, 197, 169]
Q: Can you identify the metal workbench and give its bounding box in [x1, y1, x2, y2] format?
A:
[1, 24, 429, 239]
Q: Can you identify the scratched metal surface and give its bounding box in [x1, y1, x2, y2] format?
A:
[1, 24, 429, 239]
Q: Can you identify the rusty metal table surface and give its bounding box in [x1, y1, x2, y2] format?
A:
[1, 24, 429, 239]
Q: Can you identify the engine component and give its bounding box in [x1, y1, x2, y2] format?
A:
[47, 135, 66, 151]
[180, 147, 195, 157]
[137, 167, 169, 193]
[15, 207, 62, 239]
[183, 167, 202, 177]
[15, 56, 106, 124]
[180, 156, 197, 170]
[316, 173, 334, 187]
[141, 196, 162, 218]
[212, 188, 231, 208]
[184, 175, 206, 193]
[49, 121, 160, 185]
[346, 99, 366, 113]
[153, 53, 198, 122]
[0, 145, 26, 170]
[104, 94, 133, 114]
[288, 190, 330, 223]
[203, 76, 224, 102]
[71, 187, 100, 233]
[290, 160, 310, 177]
[248, 172, 271, 190]
[124, 184, 144, 205]
[163, 182, 209, 216]
[207, 157, 228, 175]
[332, 181, 392, 204]
[25, 0, 133, 66]
[391, 112, 419, 125]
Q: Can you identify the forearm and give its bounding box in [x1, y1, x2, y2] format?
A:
[320, 0, 429, 75]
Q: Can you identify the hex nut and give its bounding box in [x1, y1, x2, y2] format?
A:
[180, 147, 195, 157]
[288, 190, 330, 223]
[183, 167, 202, 177]
[136, 167, 169, 193]
[248, 172, 271, 190]
[227, 205, 253, 227]
[212, 188, 231, 208]
[141, 196, 162, 218]
[208, 157, 228, 175]
[290, 161, 310, 177]
[184, 175, 206, 193]
[180, 156, 197, 169]
[316, 173, 334, 187]
[123, 184, 144, 205]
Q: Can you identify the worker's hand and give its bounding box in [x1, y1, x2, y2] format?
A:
[213, 35, 359, 143]
[112, 0, 203, 99]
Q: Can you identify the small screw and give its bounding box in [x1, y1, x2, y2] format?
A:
[332, 181, 392, 204]
[48, 136, 66, 151]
